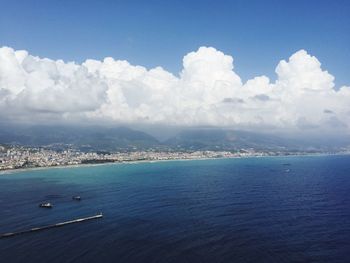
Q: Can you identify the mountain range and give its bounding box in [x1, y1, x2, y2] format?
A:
[0, 124, 349, 152]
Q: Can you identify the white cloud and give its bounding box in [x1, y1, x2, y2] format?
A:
[0, 47, 107, 121]
[0, 46, 349, 134]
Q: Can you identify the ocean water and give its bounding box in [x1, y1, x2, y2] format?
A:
[0, 155, 349, 263]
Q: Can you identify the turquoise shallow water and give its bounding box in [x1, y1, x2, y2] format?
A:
[0, 155, 349, 263]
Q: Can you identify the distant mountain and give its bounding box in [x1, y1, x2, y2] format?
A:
[164, 128, 350, 152]
[165, 129, 296, 151]
[1, 125, 349, 152]
[0, 125, 161, 152]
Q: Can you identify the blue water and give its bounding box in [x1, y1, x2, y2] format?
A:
[0, 155, 349, 263]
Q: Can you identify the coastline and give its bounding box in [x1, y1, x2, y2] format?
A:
[1, 152, 349, 175]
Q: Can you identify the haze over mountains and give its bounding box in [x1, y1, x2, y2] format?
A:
[1, 124, 349, 153]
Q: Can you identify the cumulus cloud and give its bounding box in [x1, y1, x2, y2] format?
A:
[0, 45, 349, 134]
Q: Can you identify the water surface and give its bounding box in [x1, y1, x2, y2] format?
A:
[0, 156, 349, 262]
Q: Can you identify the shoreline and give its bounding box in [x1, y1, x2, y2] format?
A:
[1, 152, 349, 175]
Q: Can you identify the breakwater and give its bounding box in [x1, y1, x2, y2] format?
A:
[1, 213, 103, 238]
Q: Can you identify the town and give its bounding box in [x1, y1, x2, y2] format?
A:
[0, 145, 273, 171]
[1, 144, 349, 171]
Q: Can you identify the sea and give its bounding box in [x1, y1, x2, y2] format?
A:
[0, 155, 349, 263]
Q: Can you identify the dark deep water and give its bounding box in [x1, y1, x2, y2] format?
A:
[0, 155, 349, 263]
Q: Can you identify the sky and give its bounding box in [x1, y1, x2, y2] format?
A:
[0, 0, 350, 135]
[1, 0, 349, 85]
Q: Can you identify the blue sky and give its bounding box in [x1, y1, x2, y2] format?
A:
[0, 0, 349, 86]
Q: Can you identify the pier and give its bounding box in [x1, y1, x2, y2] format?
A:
[0, 213, 103, 239]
